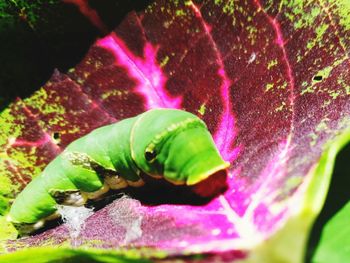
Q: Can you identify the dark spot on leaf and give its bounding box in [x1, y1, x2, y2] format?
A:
[53, 132, 60, 140]
[313, 75, 323, 81]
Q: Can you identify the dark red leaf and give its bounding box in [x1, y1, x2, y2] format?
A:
[1, 0, 350, 261]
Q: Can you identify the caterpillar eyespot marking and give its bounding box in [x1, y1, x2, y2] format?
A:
[8, 109, 229, 235]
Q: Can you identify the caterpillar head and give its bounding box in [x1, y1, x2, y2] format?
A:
[131, 109, 229, 190]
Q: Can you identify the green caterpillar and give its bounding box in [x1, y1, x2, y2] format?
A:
[8, 109, 229, 234]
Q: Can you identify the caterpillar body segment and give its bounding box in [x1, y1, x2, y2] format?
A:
[8, 109, 229, 234]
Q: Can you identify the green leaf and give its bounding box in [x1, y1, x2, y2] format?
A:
[0, 216, 17, 242]
[0, 247, 152, 263]
[312, 201, 350, 263]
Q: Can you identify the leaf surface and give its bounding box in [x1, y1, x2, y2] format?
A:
[1, 0, 350, 262]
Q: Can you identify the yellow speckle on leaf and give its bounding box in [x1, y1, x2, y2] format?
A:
[285, 12, 295, 22]
[0, 108, 21, 146]
[66, 126, 81, 136]
[309, 132, 318, 146]
[279, 82, 288, 90]
[307, 41, 315, 50]
[198, 104, 206, 115]
[316, 118, 329, 133]
[329, 90, 340, 99]
[294, 19, 303, 29]
[301, 86, 314, 95]
[265, 83, 274, 92]
[345, 86, 350, 95]
[297, 55, 303, 62]
[224, 0, 235, 15]
[333, 0, 350, 31]
[316, 24, 328, 39]
[337, 77, 350, 96]
[160, 56, 170, 68]
[322, 99, 331, 108]
[267, 59, 278, 70]
[275, 102, 286, 112]
[101, 90, 126, 100]
[175, 9, 185, 16]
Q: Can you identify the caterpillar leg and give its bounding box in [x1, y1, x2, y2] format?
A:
[127, 179, 145, 187]
[49, 189, 88, 206]
[9, 211, 60, 235]
[11, 221, 45, 235]
[104, 174, 128, 190]
[82, 182, 110, 200]
[44, 211, 61, 221]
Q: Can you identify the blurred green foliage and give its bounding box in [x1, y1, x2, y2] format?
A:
[312, 201, 350, 263]
[307, 143, 350, 262]
[0, 247, 152, 263]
